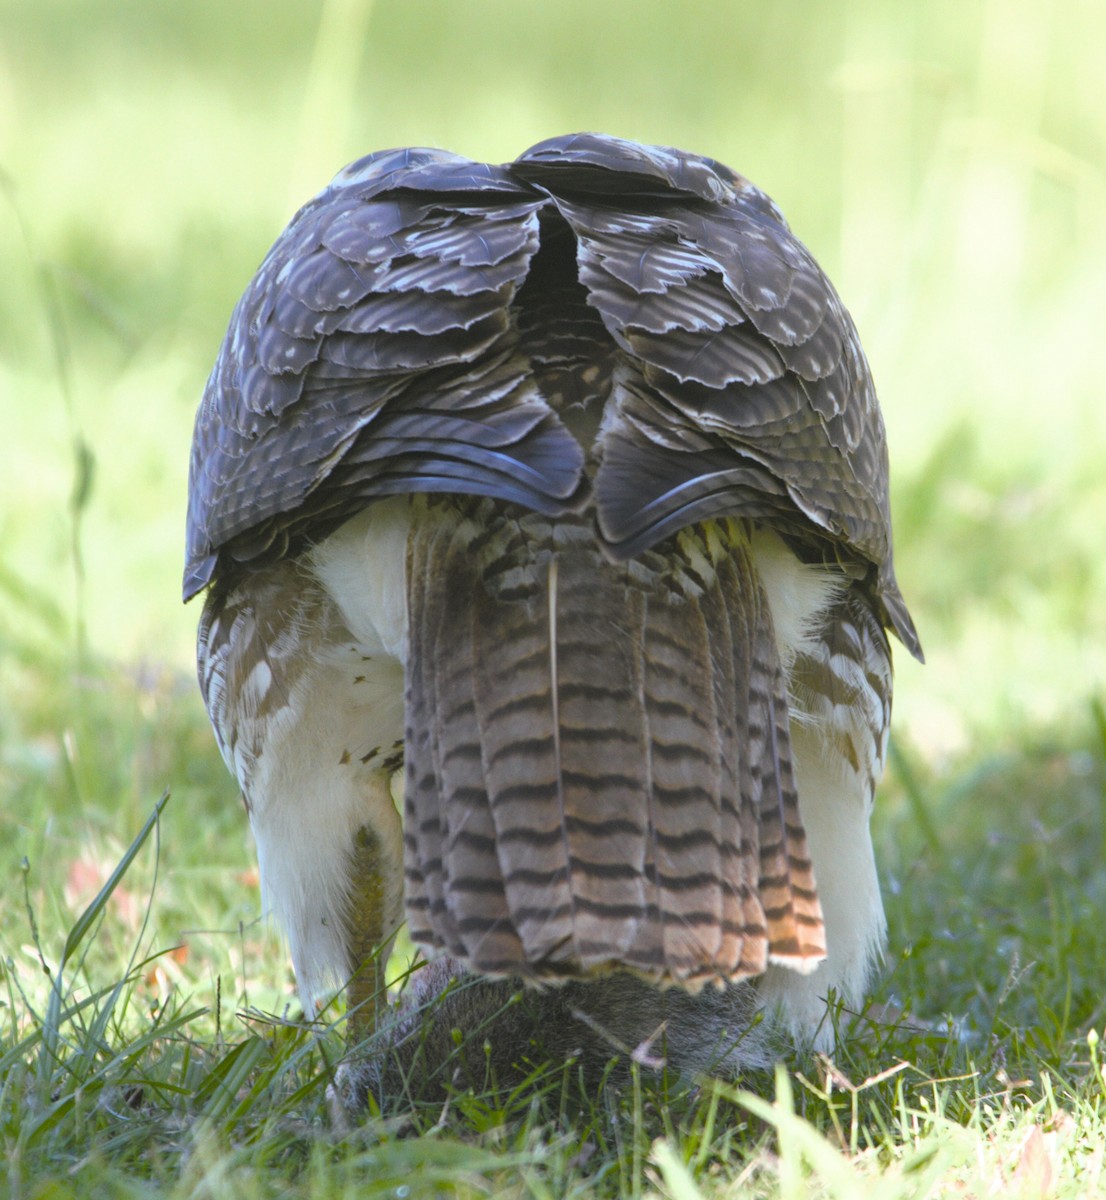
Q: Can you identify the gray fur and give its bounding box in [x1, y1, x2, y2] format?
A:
[333, 958, 783, 1110]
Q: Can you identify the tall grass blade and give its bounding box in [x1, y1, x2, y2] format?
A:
[38, 789, 171, 1071]
[651, 1138, 705, 1200]
[58, 789, 171, 974]
[728, 1069, 870, 1200]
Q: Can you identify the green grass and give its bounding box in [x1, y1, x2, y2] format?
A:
[4, 721, 1106, 1197]
[3, 0, 1106, 1194]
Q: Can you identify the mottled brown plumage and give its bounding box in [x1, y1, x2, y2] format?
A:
[402, 502, 825, 984]
[187, 133, 919, 1082]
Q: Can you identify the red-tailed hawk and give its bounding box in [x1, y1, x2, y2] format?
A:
[186, 133, 921, 1078]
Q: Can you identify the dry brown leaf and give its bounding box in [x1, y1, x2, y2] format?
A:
[1007, 1125, 1053, 1199]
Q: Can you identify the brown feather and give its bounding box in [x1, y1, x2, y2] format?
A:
[403, 501, 826, 984]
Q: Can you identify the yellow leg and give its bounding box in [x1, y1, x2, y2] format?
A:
[344, 822, 397, 1043]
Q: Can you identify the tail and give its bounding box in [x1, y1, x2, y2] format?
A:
[403, 497, 825, 986]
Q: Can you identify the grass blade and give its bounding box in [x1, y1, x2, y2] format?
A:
[58, 789, 171, 975]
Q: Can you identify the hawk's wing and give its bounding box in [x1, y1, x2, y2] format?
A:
[185, 134, 919, 657]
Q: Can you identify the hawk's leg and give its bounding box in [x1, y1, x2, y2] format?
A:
[197, 549, 406, 1028]
[757, 590, 893, 1044]
[344, 820, 399, 1040]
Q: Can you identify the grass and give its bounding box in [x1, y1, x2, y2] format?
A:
[3, 716, 1106, 1197]
[2, 0, 1106, 1194]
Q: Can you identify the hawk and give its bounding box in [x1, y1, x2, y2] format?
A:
[186, 133, 921, 1074]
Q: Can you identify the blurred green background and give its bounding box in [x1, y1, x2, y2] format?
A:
[1, 0, 1103, 889]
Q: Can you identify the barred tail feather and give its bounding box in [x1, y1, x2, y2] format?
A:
[404, 510, 525, 971]
[403, 502, 826, 985]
